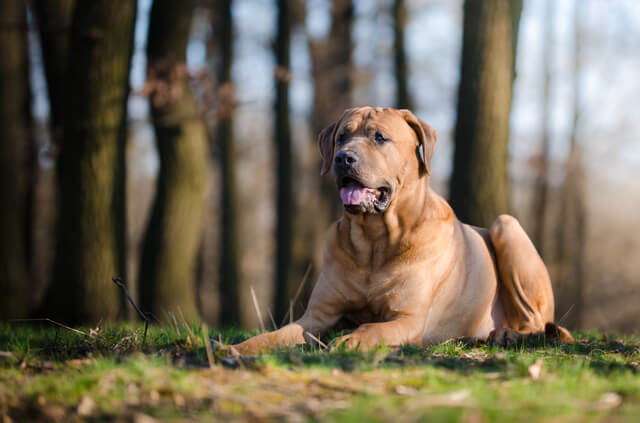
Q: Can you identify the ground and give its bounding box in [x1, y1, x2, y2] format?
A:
[1, 322, 639, 422]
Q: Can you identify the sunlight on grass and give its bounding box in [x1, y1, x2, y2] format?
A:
[1, 322, 639, 422]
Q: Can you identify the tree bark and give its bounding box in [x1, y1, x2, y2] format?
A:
[0, 1, 30, 319]
[44, 0, 137, 324]
[554, 3, 586, 329]
[31, 0, 75, 308]
[139, 0, 209, 321]
[531, 0, 553, 256]
[213, 0, 242, 326]
[449, 0, 523, 228]
[393, 0, 412, 110]
[32, 0, 74, 143]
[291, 0, 354, 317]
[273, 0, 294, 322]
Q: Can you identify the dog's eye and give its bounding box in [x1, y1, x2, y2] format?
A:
[337, 131, 347, 145]
[374, 132, 387, 144]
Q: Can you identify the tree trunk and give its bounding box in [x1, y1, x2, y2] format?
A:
[213, 0, 242, 326]
[44, 0, 137, 324]
[138, 0, 209, 321]
[449, 0, 523, 228]
[290, 0, 354, 319]
[32, 0, 74, 144]
[0, 1, 30, 319]
[31, 0, 74, 309]
[530, 0, 553, 256]
[554, 3, 586, 329]
[393, 0, 412, 110]
[273, 0, 294, 322]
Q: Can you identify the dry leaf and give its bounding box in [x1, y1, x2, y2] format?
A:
[528, 359, 544, 380]
[395, 385, 417, 396]
[594, 392, 622, 410]
[77, 396, 95, 416]
[134, 413, 158, 423]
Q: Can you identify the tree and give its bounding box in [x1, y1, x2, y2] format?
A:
[449, 0, 523, 228]
[43, 0, 137, 324]
[273, 0, 294, 322]
[0, 1, 30, 318]
[555, 3, 586, 329]
[531, 0, 554, 255]
[31, 0, 75, 305]
[211, 0, 242, 326]
[393, 0, 412, 110]
[138, 0, 209, 321]
[32, 0, 75, 144]
[290, 0, 354, 316]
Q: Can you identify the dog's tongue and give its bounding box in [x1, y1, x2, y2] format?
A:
[340, 185, 377, 205]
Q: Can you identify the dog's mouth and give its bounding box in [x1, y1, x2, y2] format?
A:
[338, 176, 391, 214]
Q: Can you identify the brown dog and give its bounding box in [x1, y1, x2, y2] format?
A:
[233, 107, 573, 353]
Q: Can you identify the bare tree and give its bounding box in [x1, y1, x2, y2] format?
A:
[273, 0, 294, 322]
[555, 2, 586, 329]
[213, 0, 242, 326]
[138, 0, 209, 320]
[0, 1, 30, 318]
[531, 0, 554, 256]
[393, 0, 412, 110]
[449, 0, 523, 228]
[43, 0, 137, 324]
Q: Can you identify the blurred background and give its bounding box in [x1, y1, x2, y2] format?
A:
[1, 0, 639, 332]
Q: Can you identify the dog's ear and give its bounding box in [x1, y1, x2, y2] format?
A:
[398, 109, 438, 175]
[318, 120, 338, 175]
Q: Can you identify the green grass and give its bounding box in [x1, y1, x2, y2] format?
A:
[1, 322, 639, 422]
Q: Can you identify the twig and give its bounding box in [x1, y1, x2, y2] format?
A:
[267, 310, 278, 330]
[250, 285, 266, 333]
[558, 303, 575, 325]
[305, 331, 328, 350]
[10, 318, 88, 337]
[202, 323, 215, 369]
[280, 264, 312, 326]
[112, 277, 150, 346]
[177, 306, 196, 341]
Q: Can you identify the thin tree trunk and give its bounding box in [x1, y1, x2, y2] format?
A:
[0, 1, 30, 319]
[32, 0, 74, 145]
[138, 0, 209, 321]
[449, 0, 523, 228]
[214, 0, 242, 326]
[295, 0, 354, 314]
[531, 0, 553, 255]
[31, 0, 74, 309]
[555, 3, 585, 328]
[273, 0, 294, 322]
[44, 0, 136, 324]
[393, 0, 412, 110]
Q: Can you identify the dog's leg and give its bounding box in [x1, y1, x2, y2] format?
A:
[232, 274, 345, 354]
[489, 215, 574, 345]
[334, 317, 425, 350]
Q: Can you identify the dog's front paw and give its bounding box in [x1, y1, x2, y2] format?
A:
[487, 327, 522, 347]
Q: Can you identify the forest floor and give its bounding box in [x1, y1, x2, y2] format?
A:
[1, 322, 639, 422]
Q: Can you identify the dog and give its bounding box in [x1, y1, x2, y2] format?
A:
[233, 107, 573, 353]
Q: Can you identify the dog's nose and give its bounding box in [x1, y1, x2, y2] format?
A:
[334, 150, 358, 168]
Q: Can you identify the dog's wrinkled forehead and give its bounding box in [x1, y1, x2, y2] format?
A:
[338, 107, 412, 139]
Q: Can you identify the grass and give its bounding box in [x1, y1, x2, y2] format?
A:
[1, 322, 639, 422]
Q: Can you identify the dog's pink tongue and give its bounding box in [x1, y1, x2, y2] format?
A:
[340, 185, 375, 205]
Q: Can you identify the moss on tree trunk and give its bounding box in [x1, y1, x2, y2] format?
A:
[44, 0, 137, 324]
[138, 0, 209, 321]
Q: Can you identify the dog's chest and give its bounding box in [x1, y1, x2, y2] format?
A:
[342, 271, 411, 323]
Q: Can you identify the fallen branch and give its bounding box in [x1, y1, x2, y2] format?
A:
[112, 277, 150, 346]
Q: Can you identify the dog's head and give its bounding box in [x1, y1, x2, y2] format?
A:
[318, 107, 437, 214]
